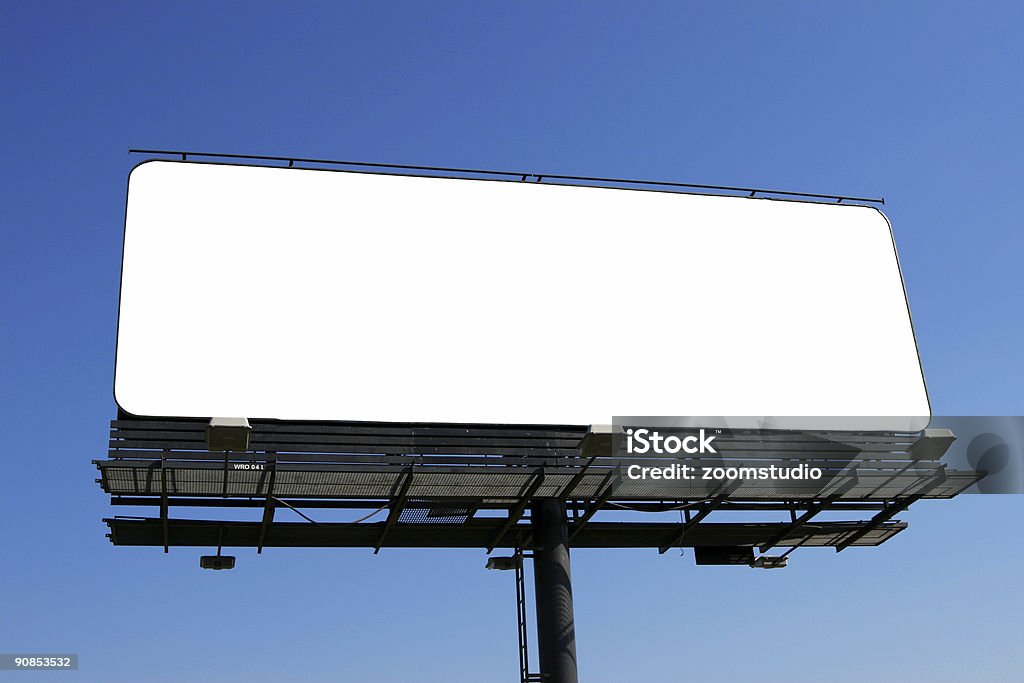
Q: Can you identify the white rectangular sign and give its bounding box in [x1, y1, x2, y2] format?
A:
[115, 161, 930, 428]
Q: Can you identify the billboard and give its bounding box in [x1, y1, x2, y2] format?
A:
[115, 160, 929, 428]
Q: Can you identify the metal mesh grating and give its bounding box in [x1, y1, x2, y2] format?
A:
[398, 502, 475, 524]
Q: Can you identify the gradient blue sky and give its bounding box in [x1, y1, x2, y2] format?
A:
[2, 3, 1022, 681]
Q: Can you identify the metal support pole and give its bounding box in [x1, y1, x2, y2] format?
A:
[531, 498, 578, 683]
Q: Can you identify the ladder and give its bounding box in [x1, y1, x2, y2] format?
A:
[515, 548, 543, 683]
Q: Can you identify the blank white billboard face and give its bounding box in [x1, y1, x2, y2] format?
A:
[116, 161, 929, 428]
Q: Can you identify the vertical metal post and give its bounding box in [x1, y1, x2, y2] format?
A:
[514, 549, 532, 683]
[531, 498, 578, 683]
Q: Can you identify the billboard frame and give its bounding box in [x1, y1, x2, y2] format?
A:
[113, 150, 931, 423]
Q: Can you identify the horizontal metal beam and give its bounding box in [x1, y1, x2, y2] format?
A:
[108, 496, 889, 513]
[105, 517, 908, 550]
[128, 149, 885, 205]
[97, 460, 976, 502]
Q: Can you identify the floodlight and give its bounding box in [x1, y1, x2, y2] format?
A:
[578, 424, 620, 457]
[199, 555, 236, 570]
[909, 428, 956, 460]
[486, 556, 520, 571]
[206, 417, 251, 451]
[750, 556, 788, 569]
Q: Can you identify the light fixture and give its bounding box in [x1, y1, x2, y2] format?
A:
[578, 424, 620, 457]
[200, 555, 236, 570]
[486, 556, 520, 571]
[750, 555, 788, 569]
[206, 417, 252, 451]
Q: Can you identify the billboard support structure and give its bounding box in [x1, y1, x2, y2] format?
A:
[531, 498, 578, 683]
[101, 151, 989, 681]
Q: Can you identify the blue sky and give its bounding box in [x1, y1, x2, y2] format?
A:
[2, 2, 1022, 681]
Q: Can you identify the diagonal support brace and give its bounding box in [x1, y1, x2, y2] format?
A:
[487, 469, 545, 553]
[759, 505, 823, 554]
[568, 470, 617, 542]
[374, 468, 414, 554]
[256, 458, 277, 554]
[760, 470, 861, 553]
[835, 468, 945, 552]
[658, 497, 723, 554]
